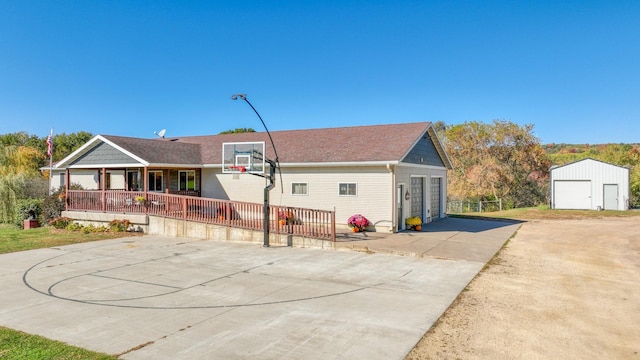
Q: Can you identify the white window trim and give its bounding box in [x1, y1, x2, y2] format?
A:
[291, 182, 309, 196]
[338, 182, 358, 197]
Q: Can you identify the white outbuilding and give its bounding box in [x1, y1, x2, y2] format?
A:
[550, 158, 630, 211]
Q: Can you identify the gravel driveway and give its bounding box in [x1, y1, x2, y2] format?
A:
[407, 216, 640, 359]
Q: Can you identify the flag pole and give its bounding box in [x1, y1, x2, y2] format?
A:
[48, 128, 53, 195]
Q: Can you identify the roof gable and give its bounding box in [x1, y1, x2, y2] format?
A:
[402, 133, 445, 167]
[102, 135, 202, 165]
[55, 135, 202, 168]
[70, 141, 139, 166]
[550, 157, 630, 171]
[400, 126, 452, 169]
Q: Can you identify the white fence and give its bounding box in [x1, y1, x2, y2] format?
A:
[447, 199, 502, 214]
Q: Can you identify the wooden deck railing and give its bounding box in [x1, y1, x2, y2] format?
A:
[66, 190, 336, 241]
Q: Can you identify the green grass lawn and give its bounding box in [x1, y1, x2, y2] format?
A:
[0, 326, 116, 360]
[0, 224, 138, 255]
[450, 205, 640, 221]
[0, 224, 134, 359]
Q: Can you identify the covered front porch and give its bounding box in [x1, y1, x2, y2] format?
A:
[62, 166, 202, 196]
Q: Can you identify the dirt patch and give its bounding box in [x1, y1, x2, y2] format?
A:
[407, 217, 640, 359]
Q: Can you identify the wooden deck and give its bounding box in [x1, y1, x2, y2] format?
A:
[65, 190, 336, 241]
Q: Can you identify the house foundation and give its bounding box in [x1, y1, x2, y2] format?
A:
[62, 211, 335, 249]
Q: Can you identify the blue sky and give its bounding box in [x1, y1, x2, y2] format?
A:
[1, 1, 638, 144]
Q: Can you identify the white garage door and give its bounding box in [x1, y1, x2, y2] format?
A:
[554, 180, 592, 209]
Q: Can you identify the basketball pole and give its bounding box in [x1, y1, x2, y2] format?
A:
[231, 94, 279, 248]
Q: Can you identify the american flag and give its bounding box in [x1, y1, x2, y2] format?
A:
[46, 134, 52, 157]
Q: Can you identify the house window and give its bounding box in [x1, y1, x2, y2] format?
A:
[127, 171, 140, 191]
[148, 171, 164, 192]
[339, 183, 357, 196]
[291, 182, 308, 195]
[179, 170, 196, 191]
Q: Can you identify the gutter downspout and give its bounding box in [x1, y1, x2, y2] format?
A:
[387, 163, 395, 232]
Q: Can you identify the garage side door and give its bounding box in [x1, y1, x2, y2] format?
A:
[411, 177, 424, 219]
[430, 178, 441, 220]
[554, 180, 591, 209]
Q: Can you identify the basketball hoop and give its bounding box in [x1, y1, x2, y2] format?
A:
[228, 165, 247, 173]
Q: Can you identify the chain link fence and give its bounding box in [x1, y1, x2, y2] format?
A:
[447, 199, 502, 214]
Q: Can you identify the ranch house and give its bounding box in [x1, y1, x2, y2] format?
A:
[49, 122, 452, 238]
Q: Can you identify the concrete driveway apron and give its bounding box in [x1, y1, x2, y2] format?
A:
[0, 217, 520, 359]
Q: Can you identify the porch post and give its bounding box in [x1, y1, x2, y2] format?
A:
[165, 169, 170, 193]
[65, 169, 70, 210]
[143, 167, 149, 215]
[101, 168, 106, 211]
[143, 167, 148, 196]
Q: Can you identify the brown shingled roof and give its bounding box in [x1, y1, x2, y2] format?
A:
[170, 122, 433, 165]
[102, 135, 202, 164]
[85, 122, 439, 167]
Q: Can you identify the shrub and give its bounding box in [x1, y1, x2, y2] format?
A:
[41, 187, 67, 224]
[65, 222, 83, 231]
[13, 199, 43, 228]
[81, 224, 108, 233]
[109, 219, 131, 232]
[49, 216, 73, 229]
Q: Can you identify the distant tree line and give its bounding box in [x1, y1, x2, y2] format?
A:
[1, 123, 638, 226]
[218, 128, 256, 134]
[439, 120, 640, 209]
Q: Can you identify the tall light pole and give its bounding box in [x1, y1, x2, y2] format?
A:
[231, 94, 280, 247]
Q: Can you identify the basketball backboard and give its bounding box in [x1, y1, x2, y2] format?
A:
[222, 142, 266, 174]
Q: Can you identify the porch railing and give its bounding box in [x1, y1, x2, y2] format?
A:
[65, 190, 336, 241]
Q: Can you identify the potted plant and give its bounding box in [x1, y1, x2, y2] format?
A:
[135, 195, 146, 205]
[405, 216, 422, 231]
[347, 214, 370, 232]
[278, 210, 287, 226]
[278, 209, 296, 225]
[216, 204, 235, 220]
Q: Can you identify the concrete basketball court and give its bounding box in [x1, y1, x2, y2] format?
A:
[0, 217, 520, 359]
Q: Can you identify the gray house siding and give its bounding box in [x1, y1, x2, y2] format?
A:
[402, 136, 445, 167]
[71, 142, 139, 166]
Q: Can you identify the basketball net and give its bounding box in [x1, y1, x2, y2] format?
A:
[229, 165, 246, 180]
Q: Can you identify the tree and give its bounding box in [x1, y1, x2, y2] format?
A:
[0, 131, 94, 223]
[0, 173, 27, 223]
[218, 128, 256, 134]
[443, 120, 551, 208]
[0, 145, 45, 176]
